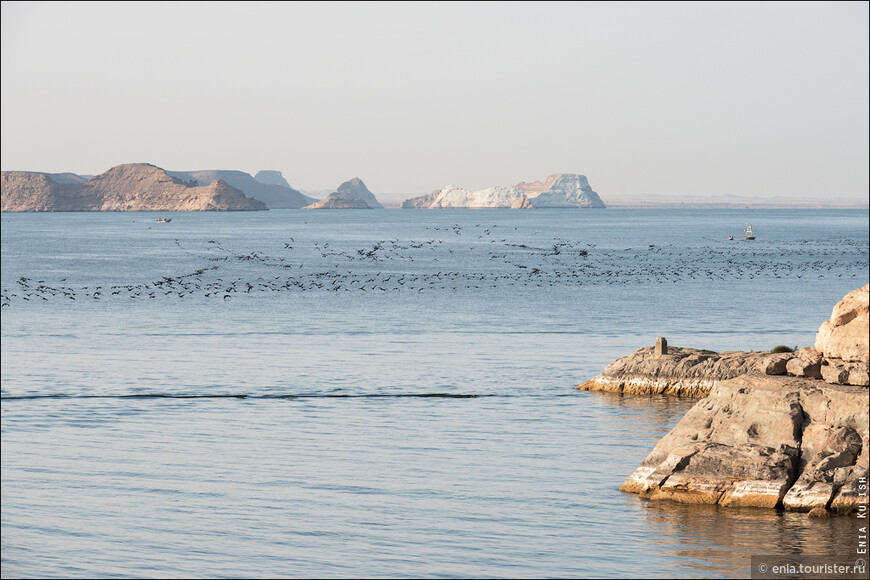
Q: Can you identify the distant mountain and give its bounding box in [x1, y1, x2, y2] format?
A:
[303, 192, 374, 209]
[167, 169, 311, 208]
[402, 174, 606, 208]
[304, 177, 383, 209]
[253, 170, 291, 188]
[47, 172, 92, 184]
[296, 188, 332, 202]
[9, 171, 93, 184]
[1, 163, 266, 212]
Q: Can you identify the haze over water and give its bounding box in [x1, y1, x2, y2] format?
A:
[2, 208, 868, 578]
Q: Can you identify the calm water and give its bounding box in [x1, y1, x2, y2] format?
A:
[2, 209, 868, 578]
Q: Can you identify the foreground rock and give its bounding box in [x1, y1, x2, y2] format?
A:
[592, 286, 870, 514]
[401, 173, 606, 209]
[815, 285, 869, 386]
[304, 177, 383, 209]
[2, 164, 267, 212]
[620, 374, 868, 514]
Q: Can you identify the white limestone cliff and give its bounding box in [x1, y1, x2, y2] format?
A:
[521, 174, 605, 208]
[402, 174, 606, 208]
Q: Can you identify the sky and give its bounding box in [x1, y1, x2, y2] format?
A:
[1, 1, 868, 204]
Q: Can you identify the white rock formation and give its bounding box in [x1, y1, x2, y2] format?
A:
[423, 185, 526, 208]
[521, 174, 605, 208]
[402, 174, 606, 208]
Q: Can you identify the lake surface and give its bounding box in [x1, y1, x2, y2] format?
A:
[2, 208, 868, 578]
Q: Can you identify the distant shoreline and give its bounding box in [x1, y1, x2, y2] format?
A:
[3, 205, 869, 213]
[604, 202, 869, 210]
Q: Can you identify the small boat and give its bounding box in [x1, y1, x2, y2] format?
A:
[155, 217, 172, 223]
[728, 235, 734, 240]
[744, 225, 755, 240]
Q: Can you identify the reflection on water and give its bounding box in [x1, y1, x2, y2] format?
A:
[634, 500, 865, 578]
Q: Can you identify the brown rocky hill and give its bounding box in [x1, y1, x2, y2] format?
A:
[304, 177, 383, 209]
[304, 192, 373, 209]
[1, 163, 267, 212]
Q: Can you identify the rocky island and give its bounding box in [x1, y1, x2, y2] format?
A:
[401, 173, 606, 209]
[581, 285, 869, 515]
[1, 163, 267, 212]
[167, 169, 314, 209]
[304, 178, 383, 209]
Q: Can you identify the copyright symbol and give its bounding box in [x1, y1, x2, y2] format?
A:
[758, 563, 768, 573]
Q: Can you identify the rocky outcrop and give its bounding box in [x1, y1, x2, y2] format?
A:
[593, 285, 870, 515]
[303, 193, 373, 209]
[168, 169, 310, 209]
[577, 346, 798, 397]
[510, 197, 535, 209]
[2, 164, 267, 212]
[405, 184, 526, 209]
[402, 174, 606, 208]
[579, 343, 868, 396]
[335, 177, 382, 208]
[1, 173, 93, 212]
[401, 190, 443, 209]
[620, 374, 868, 515]
[814, 285, 870, 386]
[516, 174, 606, 208]
[303, 178, 382, 209]
[816, 284, 869, 364]
[580, 285, 870, 394]
[513, 174, 560, 196]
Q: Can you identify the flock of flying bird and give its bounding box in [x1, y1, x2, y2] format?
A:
[1, 223, 866, 307]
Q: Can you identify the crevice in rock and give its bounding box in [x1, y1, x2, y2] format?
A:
[779, 394, 809, 507]
[825, 483, 842, 511]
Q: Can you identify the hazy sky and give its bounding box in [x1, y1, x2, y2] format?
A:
[1, 1, 868, 202]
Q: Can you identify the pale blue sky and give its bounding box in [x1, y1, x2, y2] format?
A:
[1, 1, 868, 202]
